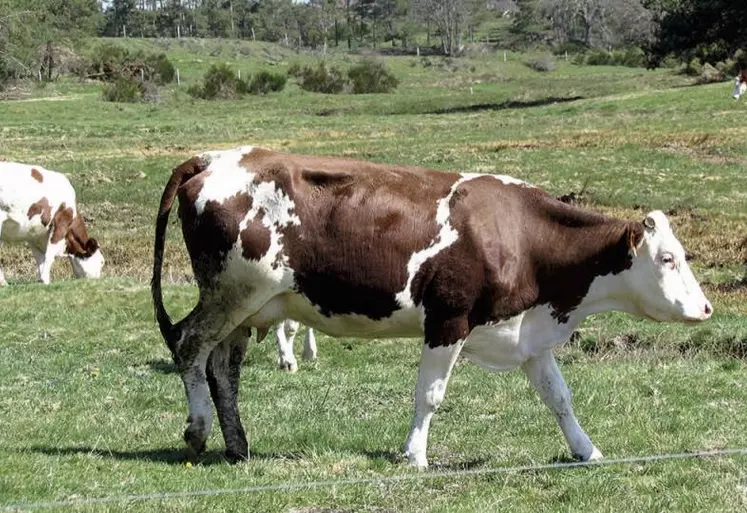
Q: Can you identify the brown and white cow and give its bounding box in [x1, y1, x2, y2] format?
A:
[732, 70, 747, 99]
[0, 162, 104, 285]
[275, 320, 317, 372]
[151, 146, 712, 467]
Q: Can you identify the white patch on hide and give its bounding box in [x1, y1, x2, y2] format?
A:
[194, 146, 254, 216]
[395, 175, 478, 309]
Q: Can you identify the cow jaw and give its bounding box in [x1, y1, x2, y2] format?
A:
[621, 211, 712, 322]
[71, 248, 104, 279]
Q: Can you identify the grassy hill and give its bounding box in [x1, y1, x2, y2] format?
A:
[1, 38, 746, 512]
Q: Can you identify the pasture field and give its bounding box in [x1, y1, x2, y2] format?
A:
[1, 39, 747, 511]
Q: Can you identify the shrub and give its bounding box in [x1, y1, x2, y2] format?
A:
[697, 63, 725, 84]
[87, 43, 130, 80]
[622, 47, 645, 68]
[249, 70, 287, 94]
[682, 57, 703, 76]
[102, 76, 144, 103]
[287, 61, 302, 78]
[85, 44, 175, 85]
[526, 54, 556, 72]
[144, 53, 175, 85]
[195, 63, 241, 99]
[298, 62, 346, 94]
[585, 50, 612, 66]
[347, 59, 399, 94]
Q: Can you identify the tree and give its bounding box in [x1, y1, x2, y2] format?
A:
[412, 0, 482, 55]
[0, 0, 101, 82]
[647, 0, 747, 65]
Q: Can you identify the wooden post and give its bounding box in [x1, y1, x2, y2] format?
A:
[503, 50, 507, 62]
[237, 69, 241, 80]
[176, 68, 180, 85]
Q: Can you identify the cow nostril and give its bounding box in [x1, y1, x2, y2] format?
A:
[704, 303, 712, 316]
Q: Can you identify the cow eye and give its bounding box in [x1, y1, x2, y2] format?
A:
[661, 253, 676, 269]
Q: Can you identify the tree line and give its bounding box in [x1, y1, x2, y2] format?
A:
[1, 0, 746, 82]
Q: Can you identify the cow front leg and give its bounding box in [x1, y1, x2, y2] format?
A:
[276, 320, 299, 372]
[207, 327, 249, 463]
[32, 239, 60, 285]
[522, 350, 602, 461]
[30, 245, 52, 284]
[302, 328, 317, 362]
[404, 316, 468, 469]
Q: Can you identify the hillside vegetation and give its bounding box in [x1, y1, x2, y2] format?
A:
[1, 39, 746, 512]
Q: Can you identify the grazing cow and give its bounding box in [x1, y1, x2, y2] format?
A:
[732, 70, 747, 99]
[275, 320, 317, 372]
[0, 162, 104, 285]
[151, 146, 712, 467]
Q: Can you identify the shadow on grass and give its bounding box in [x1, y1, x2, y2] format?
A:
[21, 445, 315, 466]
[316, 95, 584, 117]
[147, 359, 177, 374]
[430, 96, 584, 115]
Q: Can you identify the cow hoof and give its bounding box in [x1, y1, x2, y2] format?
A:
[405, 453, 428, 470]
[587, 447, 604, 461]
[278, 360, 298, 373]
[302, 350, 317, 362]
[225, 449, 249, 464]
[573, 447, 603, 462]
[184, 428, 207, 462]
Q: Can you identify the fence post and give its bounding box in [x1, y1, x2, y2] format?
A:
[176, 68, 180, 86]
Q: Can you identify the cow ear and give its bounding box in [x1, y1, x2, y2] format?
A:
[85, 238, 99, 256]
[628, 223, 644, 257]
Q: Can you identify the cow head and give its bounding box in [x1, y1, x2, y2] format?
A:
[623, 211, 712, 322]
[732, 72, 746, 99]
[70, 239, 104, 279]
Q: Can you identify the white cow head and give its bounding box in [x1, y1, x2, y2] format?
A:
[624, 211, 712, 322]
[70, 241, 105, 279]
[733, 74, 746, 99]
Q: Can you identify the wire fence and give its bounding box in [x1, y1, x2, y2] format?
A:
[3, 447, 747, 511]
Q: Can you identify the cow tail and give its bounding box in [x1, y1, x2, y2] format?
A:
[151, 157, 205, 356]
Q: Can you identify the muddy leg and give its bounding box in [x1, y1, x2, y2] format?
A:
[207, 327, 250, 463]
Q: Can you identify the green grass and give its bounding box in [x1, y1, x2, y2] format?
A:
[1, 39, 746, 512]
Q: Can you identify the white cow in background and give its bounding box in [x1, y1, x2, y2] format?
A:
[732, 70, 747, 99]
[276, 320, 317, 372]
[0, 162, 104, 285]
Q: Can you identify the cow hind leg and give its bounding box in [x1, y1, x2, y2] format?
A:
[522, 349, 602, 461]
[175, 303, 251, 462]
[404, 316, 468, 469]
[276, 320, 300, 372]
[207, 327, 250, 463]
[302, 328, 317, 362]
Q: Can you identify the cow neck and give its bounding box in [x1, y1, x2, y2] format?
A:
[529, 201, 640, 324]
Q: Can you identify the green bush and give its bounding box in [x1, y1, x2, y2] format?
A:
[682, 57, 703, 76]
[585, 50, 612, 66]
[85, 44, 175, 85]
[622, 47, 645, 68]
[287, 61, 302, 78]
[144, 53, 175, 85]
[347, 59, 399, 94]
[525, 55, 556, 72]
[195, 63, 241, 99]
[249, 70, 287, 94]
[298, 62, 346, 94]
[102, 76, 144, 102]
